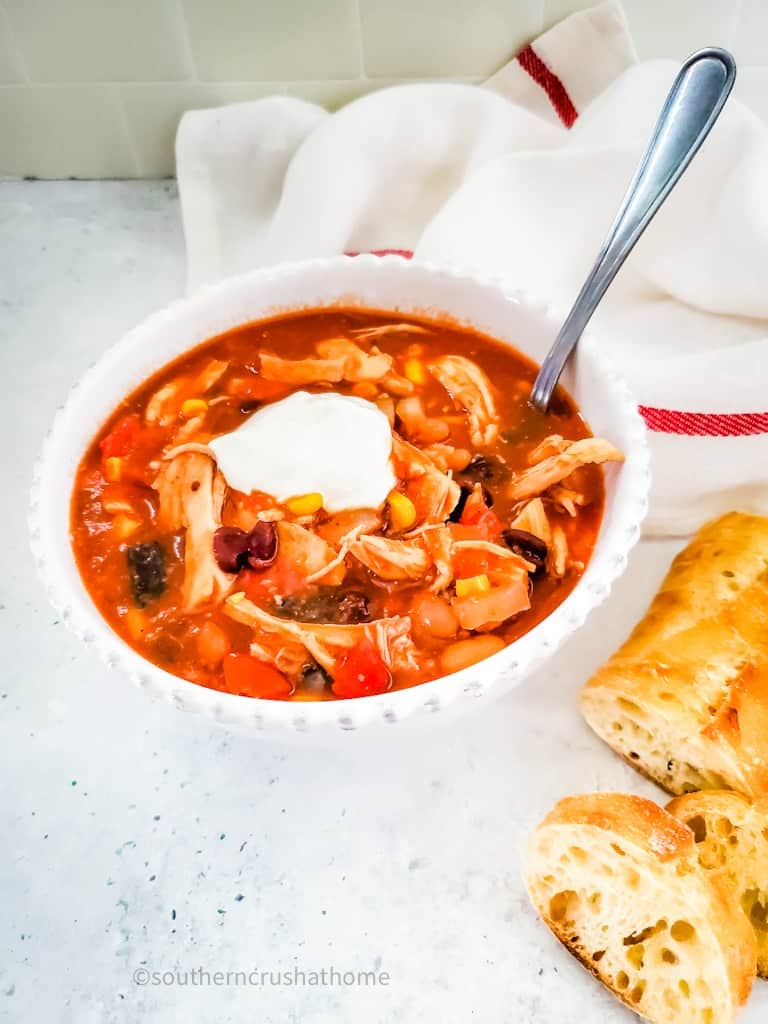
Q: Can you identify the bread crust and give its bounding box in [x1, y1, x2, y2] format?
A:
[580, 512, 768, 797]
[525, 792, 757, 1024]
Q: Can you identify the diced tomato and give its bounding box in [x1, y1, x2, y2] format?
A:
[332, 638, 391, 699]
[223, 653, 292, 699]
[239, 553, 307, 602]
[99, 414, 142, 458]
[459, 489, 504, 538]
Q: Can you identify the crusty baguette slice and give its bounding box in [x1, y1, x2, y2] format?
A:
[524, 793, 756, 1024]
[667, 790, 768, 978]
[580, 511, 768, 797]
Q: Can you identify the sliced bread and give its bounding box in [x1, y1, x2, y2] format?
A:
[667, 789, 768, 978]
[524, 792, 756, 1024]
[579, 512, 768, 797]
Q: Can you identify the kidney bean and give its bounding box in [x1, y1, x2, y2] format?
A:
[213, 521, 278, 573]
[213, 526, 250, 573]
[246, 521, 278, 570]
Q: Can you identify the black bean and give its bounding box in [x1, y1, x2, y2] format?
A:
[301, 662, 331, 693]
[213, 526, 250, 573]
[448, 482, 494, 522]
[448, 485, 472, 523]
[246, 521, 278, 570]
[336, 591, 371, 624]
[272, 587, 370, 625]
[501, 529, 548, 576]
[460, 454, 508, 485]
[126, 542, 166, 607]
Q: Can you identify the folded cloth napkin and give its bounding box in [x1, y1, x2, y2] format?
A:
[176, 0, 768, 536]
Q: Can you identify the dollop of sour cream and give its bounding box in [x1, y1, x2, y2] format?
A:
[209, 390, 396, 513]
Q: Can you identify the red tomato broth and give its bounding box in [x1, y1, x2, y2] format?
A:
[70, 308, 607, 701]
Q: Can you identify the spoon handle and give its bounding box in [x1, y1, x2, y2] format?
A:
[531, 47, 736, 412]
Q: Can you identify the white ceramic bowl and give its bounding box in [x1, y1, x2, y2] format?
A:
[30, 255, 649, 737]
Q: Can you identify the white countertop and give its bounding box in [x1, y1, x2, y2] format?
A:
[2, 181, 763, 1024]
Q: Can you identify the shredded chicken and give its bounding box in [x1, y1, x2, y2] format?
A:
[249, 638, 309, 679]
[422, 525, 454, 592]
[277, 522, 345, 586]
[507, 438, 624, 502]
[348, 534, 430, 581]
[429, 355, 500, 447]
[225, 595, 416, 674]
[452, 539, 535, 574]
[317, 508, 382, 547]
[152, 452, 233, 610]
[549, 523, 569, 579]
[548, 484, 587, 517]
[527, 434, 571, 464]
[146, 359, 228, 426]
[162, 441, 217, 461]
[304, 525, 367, 585]
[508, 497, 551, 545]
[350, 324, 430, 341]
[259, 338, 413, 394]
[391, 432, 460, 524]
[451, 570, 531, 631]
[395, 396, 450, 444]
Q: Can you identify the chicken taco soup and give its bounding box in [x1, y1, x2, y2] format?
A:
[71, 309, 623, 701]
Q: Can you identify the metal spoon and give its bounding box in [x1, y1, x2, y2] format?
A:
[530, 47, 736, 413]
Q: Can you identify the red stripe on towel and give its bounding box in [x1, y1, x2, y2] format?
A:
[346, 249, 414, 258]
[516, 45, 578, 128]
[640, 407, 768, 437]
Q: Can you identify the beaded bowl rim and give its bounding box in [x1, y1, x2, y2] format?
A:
[29, 255, 650, 736]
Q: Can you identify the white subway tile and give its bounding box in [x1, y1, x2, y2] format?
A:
[0, 85, 137, 177]
[735, 67, 768, 123]
[182, 0, 360, 81]
[121, 82, 289, 177]
[0, 6, 24, 82]
[730, 0, 768, 66]
[5, 0, 190, 82]
[360, 0, 543, 78]
[621, 0, 740, 61]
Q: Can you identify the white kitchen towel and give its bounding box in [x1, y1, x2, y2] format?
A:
[176, 0, 768, 536]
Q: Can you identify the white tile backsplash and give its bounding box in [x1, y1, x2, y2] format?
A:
[0, 5, 24, 82]
[182, 0, 361, 81]
[359, 0, 543, 78]
[621, 0, 741, 60]
[0, 85, 137, 177]
[0, 0, 766, 179]
[4, 0, 191, 82]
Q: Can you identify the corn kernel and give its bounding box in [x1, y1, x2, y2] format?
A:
[404, 358, 426, 385]
[112, 513, 141, 540]
[387, 490, 417, 532]
[104, 456, 123, 482]
[455, 574, 491, 598]
[227, 591, 246, 606]
[286, 492, 323, 516]
[180, 397, 208, 419]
